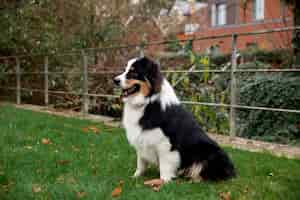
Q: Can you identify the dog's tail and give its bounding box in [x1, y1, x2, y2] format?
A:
[200, 149, 236, 181]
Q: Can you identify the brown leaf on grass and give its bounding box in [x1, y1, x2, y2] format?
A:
[88, 126, 100, 134]
[32, 184, 42, 193]
[111, 186, 122, 198]
[56, 160, 71, 165]
[76, 191, 87, 199]
[219, 191, 231, 200]
[144, 179, 164, 187]
[144, 179, 164, 192]
[82, 127, 89, 133]
[82, 126, 101, 134]
[41, 138, 51, 145]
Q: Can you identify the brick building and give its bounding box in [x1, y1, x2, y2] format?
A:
[177, 0, 294, 54]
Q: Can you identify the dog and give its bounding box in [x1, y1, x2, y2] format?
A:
[113, 57, 236, 182]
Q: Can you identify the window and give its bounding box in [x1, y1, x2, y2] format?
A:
[211, 3, 227, 26]
[253, 0, 264, 20]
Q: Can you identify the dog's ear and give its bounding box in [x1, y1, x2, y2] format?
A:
[143, 57, 163, 94]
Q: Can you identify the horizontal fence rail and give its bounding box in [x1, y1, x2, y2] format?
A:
[0, 26, 299, 60]
[0, 26, 300, 137]
[1, 68, 300, 75]
[1, 86, 299, 114]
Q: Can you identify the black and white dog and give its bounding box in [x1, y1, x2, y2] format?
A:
[114, 57, 236, 182]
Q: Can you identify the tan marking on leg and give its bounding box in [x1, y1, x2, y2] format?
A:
[181, 163, 203, 182]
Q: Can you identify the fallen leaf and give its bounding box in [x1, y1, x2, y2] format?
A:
[41, 138, 51, 145]
[76, 191, 87, 199]
[32, 184, 42, 193]
[82, 126, 101, 134]
[219, 191, 231, 200]
[56, 160, 71, 165]
[82, 127, 89, 133]
[111, 186, 122, 198]
[144, 179, 164, 192]
[88, 126, 100, 134]
[144, 179, 164, 187]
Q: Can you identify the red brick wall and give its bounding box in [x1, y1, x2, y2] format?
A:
[178, 0, 294, 54]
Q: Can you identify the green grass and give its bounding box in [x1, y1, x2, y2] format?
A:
[0, 104, 300, 200]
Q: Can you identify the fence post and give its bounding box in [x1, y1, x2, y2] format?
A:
[82, 51, 89, 114]
[44, 56, 49, 106]
[16, 57, 21, 104]
[230, 34, 238, 137]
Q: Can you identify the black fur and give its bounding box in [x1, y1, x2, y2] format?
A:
[127, 57, 163, 95]
[139, 100, 236, 181]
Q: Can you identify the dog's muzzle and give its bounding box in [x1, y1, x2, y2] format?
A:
[113, 77, 121, 86]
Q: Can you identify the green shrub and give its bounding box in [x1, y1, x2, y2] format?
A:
[241, 49, 293, 67]
[237, 72, 300, 144]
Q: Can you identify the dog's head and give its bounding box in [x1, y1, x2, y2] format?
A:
[114, 57, 163, 105]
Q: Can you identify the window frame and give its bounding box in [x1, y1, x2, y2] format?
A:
[211, 2, 227, 26]
[253, 0, 264, 21]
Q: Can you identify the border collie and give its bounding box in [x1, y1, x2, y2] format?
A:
[114, 57, 236, 182]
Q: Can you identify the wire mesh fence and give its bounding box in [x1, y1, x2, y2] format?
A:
[0, 26, 299, 143]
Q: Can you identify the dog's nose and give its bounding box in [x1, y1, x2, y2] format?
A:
[113, 78, 120, 86]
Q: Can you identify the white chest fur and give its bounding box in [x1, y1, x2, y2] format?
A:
[122, 103, 176, 165]
[122, 103, 144, 145]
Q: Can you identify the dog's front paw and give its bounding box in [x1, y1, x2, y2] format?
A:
[160, 174, 176, 183]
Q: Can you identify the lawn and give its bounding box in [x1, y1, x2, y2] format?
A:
[0, 104, 300, 200]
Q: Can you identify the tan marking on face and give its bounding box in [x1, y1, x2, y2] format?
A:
[125, 79, 151, 97]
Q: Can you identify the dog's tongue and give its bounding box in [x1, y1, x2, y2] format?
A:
[121, 88, 131, 98]
[122, 90, 129, 97]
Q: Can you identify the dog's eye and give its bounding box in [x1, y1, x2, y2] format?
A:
[127, 71, 138, 79]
